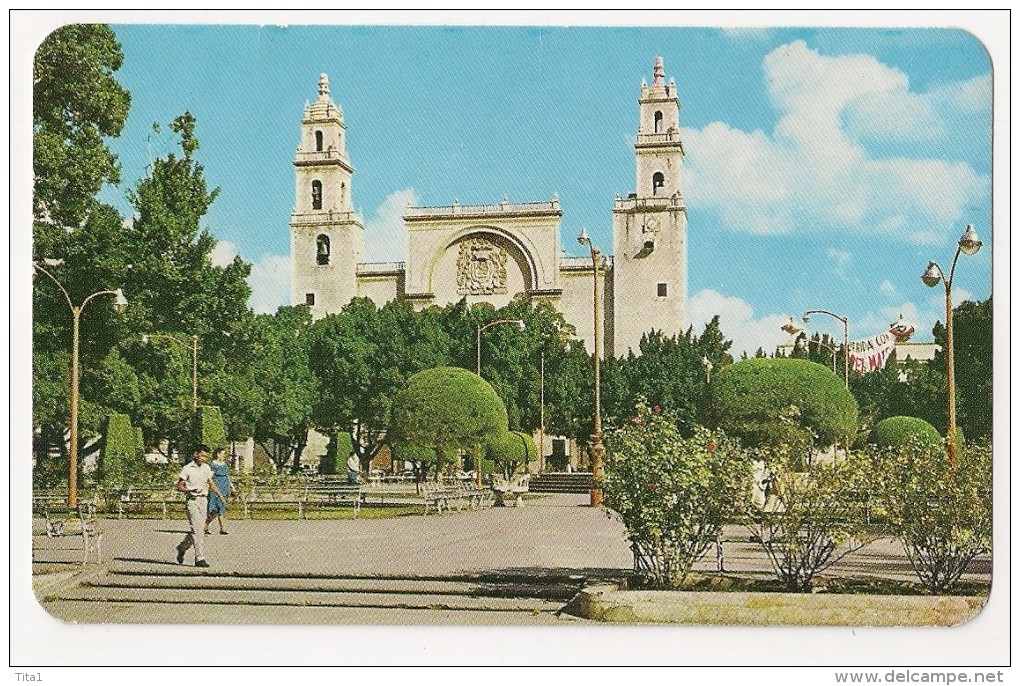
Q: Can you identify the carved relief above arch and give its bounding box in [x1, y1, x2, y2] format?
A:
[456, 237, 509, 295]
[426, 226, 541, 297]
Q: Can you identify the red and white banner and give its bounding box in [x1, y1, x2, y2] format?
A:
[848, 319, 915, 374]
[848, 332, 897, 373]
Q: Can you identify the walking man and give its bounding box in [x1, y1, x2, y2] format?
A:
[175, 444, 226, 568]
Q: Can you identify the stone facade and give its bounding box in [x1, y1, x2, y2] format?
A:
[291, 58, 688, 358]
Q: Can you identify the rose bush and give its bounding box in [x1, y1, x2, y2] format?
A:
[868, 438, 991, 593]
[605, 403, 751, 588]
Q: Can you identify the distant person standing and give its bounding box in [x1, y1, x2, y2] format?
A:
[346, 451, 361, 485]
[205, 447, 233, 535]
[175, 444, 225, 568]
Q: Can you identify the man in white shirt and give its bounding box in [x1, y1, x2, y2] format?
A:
[175, 444, 226, 567]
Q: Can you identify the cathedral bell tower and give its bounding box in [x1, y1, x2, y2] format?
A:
[290, 73, 364, 318]
[611, 56, 687, 355]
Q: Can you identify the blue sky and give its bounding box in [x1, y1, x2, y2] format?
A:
[84, 20, 994, 356]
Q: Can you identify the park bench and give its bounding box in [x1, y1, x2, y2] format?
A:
[455, 482, 493, 510]
[301, 484, 364, 518]
[32, 494, 104, 564]
[492, 474, 530, 507]
[240, 486, 307, 519]
[421, 483, 459, 514]
[114, 486, 183, 519]
[32, 492, 72, 536]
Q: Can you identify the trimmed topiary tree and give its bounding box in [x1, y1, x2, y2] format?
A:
[707, 358, 858, 453]
[486, 430, 537, 479]
[99, 413, 144, 487]
[870, 416, 942, 449]
[318, 432, 353, 475]
[191, 405, 227, 455]
[389, 366, 508, 480]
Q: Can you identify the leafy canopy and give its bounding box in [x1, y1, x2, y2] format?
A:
[708, 358, 858, 450]
[389, 366, 508, 462]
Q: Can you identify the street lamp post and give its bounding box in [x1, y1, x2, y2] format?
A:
[577, 227, 605, 507]
[474, 317, 525, 487]
[802, 310, 849, 389]
[921, 223, 983, 468]
[142, 333, 200, 410]
[33, 261, 127, 508]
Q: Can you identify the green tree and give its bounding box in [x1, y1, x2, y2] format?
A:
[118, 112, 253, 456]
[248, 306, 317, 473]
[389, 366, 508, 480]
[32, 25, 136, 466]
[622, 318, 732, 435]
[605, 405, 751, 589]
[934, 297, 993, 442]
[707, 358, 859, 454]
[308, 298, 452, 470]
[486, 430, 537, 479]
[33, 23, 131, 234]
[98, 412, 144, 487]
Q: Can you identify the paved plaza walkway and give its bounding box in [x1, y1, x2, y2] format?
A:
[31, 492, 992, 625]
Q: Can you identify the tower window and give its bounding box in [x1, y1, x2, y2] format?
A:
[657, 283, 667, 297]
[652, 172, 665, 195]
[316, 234, 330, 265]
[305, 293, 316, 306]
[315, 130, 324, 152]
[654, 111, 663, 133]
[311, 180, 323, 210]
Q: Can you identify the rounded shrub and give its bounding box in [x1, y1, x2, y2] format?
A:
[706, 358, 858, 450]
[871, 416, 942, 449]
[486, 430, 537, 478]
[389, 366, 508, 463]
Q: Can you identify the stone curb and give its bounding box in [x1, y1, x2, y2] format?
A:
[574, 582, 988, 626]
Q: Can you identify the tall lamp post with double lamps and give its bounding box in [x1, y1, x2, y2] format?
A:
[475, 317, 525, 487]
[921, 223, 983, 468]
[577, 227, 605, 507]
[142, 333, 200, 411]
[802, 310, 849, 390]
[33, 261, 128, 508]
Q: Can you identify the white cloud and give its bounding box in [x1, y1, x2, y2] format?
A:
[681, 40, 988, 241]
[247, 253, 291, 315]
[879, 279, 897, 297]
[826, 248, 852, 277]
[363, 188, 417, 263]
[688, 289, 791, 359]
[210, 240, 238, 268]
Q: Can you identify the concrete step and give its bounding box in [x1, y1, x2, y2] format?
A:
[52, 584, 566, 613]
[529, 473, 593, 493]
[93, 569, 580, 600]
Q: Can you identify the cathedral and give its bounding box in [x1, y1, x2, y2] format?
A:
[291, 57, 688, 358]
